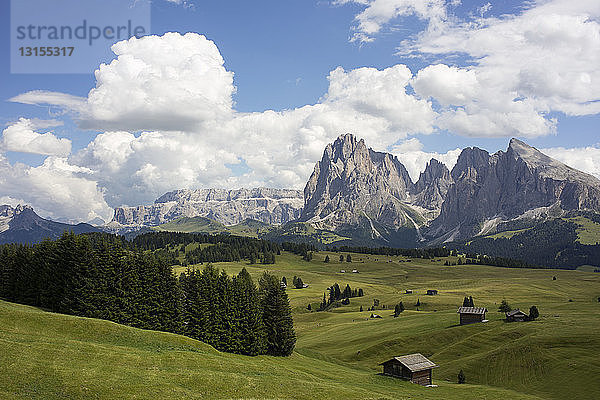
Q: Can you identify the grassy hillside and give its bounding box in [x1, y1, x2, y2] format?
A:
[0, 300, 536, 400]
[2, 250, 599, 399]
[176, 252, 600, 400]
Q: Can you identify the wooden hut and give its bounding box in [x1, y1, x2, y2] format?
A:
[457, 307, 487, 325]
[506, 309, 528, 322]
[426, 289, 438, 295]
[380, 353, 437, 386]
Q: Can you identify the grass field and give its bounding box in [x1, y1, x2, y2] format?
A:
[3, 251, 600, 399]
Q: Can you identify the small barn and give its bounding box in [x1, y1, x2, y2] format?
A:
[506, 309, 528, 322]
[380, 353, 437, 386]
[405, 289, 413, 294]
[457, 307, 488, 325]
[426, 289, 438, 295]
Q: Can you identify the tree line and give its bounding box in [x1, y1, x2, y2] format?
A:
[0, 232, 295, 357]
[328, 245, 451, 258]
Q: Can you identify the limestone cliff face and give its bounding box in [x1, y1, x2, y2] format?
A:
[108, 188, 303, 232]
[429, 138, 600, 240]
[301, 134, 430, 236]
[412, 159, 453, 212]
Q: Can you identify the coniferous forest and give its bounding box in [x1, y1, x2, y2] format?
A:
[0, 232, 296, 357]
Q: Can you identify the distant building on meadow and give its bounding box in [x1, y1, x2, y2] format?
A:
[426, 289, 438, 295]
[380, 353, 437, 386]
[506, 309, 528, 322]
[405, 289, 413, 294]
[457, 307, 488, 325]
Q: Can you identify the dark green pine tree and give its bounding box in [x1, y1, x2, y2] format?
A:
[529, 305, 539, 320]
[346, 254, 352, 263]
[339, 254, 344, 262]
[232, 268, 265, 355]
[458, 369, 466, 384]
[463, 296, 470, 307]
[469, 296, 474, 307]
[394, 302, 405, 317]
[259, 272, 296, 356]
[342, 284, 352, 299]
[324, 255, 330, 263]
[320, 292, 327, 310]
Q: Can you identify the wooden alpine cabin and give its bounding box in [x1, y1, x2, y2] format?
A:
[506, 309, 528, 322]
[380, 353, 437, 386]
[457, 307, 488, 325]
[426, 289, 438, 295]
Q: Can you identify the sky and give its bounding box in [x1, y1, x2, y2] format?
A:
[0, 0, 599, 223]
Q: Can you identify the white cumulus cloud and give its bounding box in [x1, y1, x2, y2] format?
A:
[391, 138, 461, 181]
[1, 118, 71, 156]
[11, 33, 235, 132]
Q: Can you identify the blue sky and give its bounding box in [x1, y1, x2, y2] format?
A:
[1, 0, 599, 222]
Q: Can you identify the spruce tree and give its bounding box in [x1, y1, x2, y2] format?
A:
[259, 272, 296, 356]
[469, 296, 474, 307]
[339, 255, 344, 262]
[324, 255, 330, 263]
[346, 254, 352, 263]
[233, 268, 265, 355]
[458, 370, 465, 384]
[463, 296, 470, 307]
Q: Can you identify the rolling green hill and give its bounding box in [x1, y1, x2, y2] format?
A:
[0, 299, 536, 400]
[3, 250, 600, 399]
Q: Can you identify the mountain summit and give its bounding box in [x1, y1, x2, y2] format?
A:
[300, 134, 449, 244]
[0, 205, 100, 244]
[430, 138, 600, 240]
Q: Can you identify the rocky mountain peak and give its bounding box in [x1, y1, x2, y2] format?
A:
[412, 159, 453, 212]
[430, 139, 600, 241]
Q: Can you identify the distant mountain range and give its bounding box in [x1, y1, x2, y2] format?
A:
[2, 134, 600, 267]
[0, 205, 100, 245]
[106, 188, 303, 234]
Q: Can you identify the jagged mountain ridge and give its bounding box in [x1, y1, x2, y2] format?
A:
[429, 138, 600, 241]
[107, 188, 304, 233]
[0, 205, 100, 245]
[300, 134, 453, 244]
[299, 134, 600, 246]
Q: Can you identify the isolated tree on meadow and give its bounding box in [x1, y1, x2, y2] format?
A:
[294, 276, 304, 289]
[339, 255, 344, 262]
[469, 296, 474, 307]
[394, 302, 405, 317]
[346, 254, 352, 263]
[529, 305, 539, 320]
[462, 296, 470, 307]
[415, 299, 421, 307]
[324, 255, 330, 263]
[458, 370, 465, 384]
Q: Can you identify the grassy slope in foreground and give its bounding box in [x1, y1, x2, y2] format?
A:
[0, 300, 537, 400]
[180, 252, 600, 400]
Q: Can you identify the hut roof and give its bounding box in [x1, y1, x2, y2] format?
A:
[506, 309, 527, 317]
[379, 353, 437, 372]
[457, 307, 488, 314]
